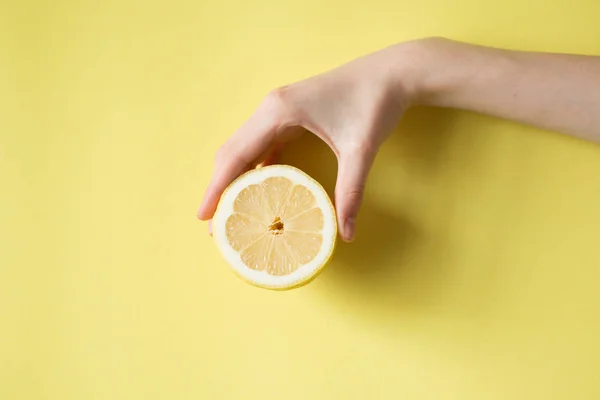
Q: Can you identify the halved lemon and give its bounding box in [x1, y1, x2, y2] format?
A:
[213, 165, 337, 290]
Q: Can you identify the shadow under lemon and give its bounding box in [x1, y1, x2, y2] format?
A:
[279, 107, 471, 323]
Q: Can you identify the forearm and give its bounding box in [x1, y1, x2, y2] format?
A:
[397, 38, 600, 143]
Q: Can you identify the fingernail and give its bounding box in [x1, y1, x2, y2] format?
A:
[343, 218, 355, 242]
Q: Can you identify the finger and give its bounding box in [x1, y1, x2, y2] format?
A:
[256, 125, 304, 168]
[196, 160, 254, 221]
[257, 143, 284, 167]
[334, 146, 376, 242]
[197, 97, 288, 220]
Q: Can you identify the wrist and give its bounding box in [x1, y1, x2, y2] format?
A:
[376, 38, 438, 109]
[394, 37, 516, 110]
[385, 37, 458, 108]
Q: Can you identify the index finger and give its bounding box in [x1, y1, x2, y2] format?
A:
[197, 96, 288, 220]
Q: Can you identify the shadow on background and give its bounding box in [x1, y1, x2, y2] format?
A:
[280, 106, 459, 193]
[281, 107, 498, 326]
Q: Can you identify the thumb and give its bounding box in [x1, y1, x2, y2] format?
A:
[335, 147, 375, 242]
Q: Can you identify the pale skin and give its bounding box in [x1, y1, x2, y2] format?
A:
[197, 37, 600, 242]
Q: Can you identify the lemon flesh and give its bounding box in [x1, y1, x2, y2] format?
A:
[212, 165, 337, 290]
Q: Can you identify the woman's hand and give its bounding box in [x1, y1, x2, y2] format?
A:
[198, 37, 600, 241]
[197, 42, 423, 241]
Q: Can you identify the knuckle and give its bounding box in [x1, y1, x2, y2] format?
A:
[352, 140, 377, 156]
[266, 86, 291, 105]
[343, 135, 377, 154]
[261, 86, 296, 121]
[345, 186, 365, 202]
[341, 144, 377, 170]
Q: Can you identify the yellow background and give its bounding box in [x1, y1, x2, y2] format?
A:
[2, 0, 600, 399]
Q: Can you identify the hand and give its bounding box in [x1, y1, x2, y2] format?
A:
[197, 42, 422, 241]
[198, 37, 600, 241]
